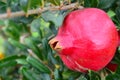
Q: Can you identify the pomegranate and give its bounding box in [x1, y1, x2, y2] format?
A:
[49, 8, 118, 72]
[106, 63, 118, 72]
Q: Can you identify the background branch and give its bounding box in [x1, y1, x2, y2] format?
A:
[0, 3, 84, 19]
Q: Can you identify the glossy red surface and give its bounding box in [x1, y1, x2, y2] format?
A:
[52, 8, 118, 72]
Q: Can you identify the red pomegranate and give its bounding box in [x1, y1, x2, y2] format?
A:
[49, 8, 118, 72]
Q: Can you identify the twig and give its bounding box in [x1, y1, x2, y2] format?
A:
[27, 49, 40, 60]
[20, 33, 30, 44]
[0, 3, 84, 19]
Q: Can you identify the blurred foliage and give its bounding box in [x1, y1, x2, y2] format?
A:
[0, 0, 120, 80]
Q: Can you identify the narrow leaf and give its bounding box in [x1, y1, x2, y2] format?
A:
[97, 0, 115, 9]
[20, 67, 37, 80]
[26, 56, 51, 74]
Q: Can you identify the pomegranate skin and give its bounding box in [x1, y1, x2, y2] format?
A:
[49, 8, 118, 72]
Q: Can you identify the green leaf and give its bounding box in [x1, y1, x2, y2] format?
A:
[0, 55, 26, 63]
[0, 20, 4, 26]
[47, 48, 58, 64]
[0, 1, 6, 13]
[42, 38, 56, 62]
[97, 0, 116, 9]
[3, 20, 24, 40]
[30, 18, 50, 38]
[20, 0, 44, 12]
[88, 70, 101, 80]
[0, 60, 17, 69]
[7, 0, 12, 7]
[41, 38, 49, 59]
[30, 18, 43, 38]
[16, 59, 28, 65]
[116, 7, 120, 23]
[25, 37, 44, 59]
[117, 0, 120, 6]
[116, 65, 120, 74]
[26, 56, 51, 74]
[40, 73, 51, 80]
[20, 0, 28, 12]
[62, 70, 81, 79]
[31, 18, 41, 32]
[84, 0, 98, 7]
[107, 10, 115, 18]
[8, 38, 27, 50]
[77, 75, 87, 80]
[54, 69, 62, 80]
[106, 74, 120, 80]
[49, 22, 57, 34]
[41, 11, 64, 27]
[20, 66, 38, 80]
[48, 0, 61, 6]
[29, 0, 44, 8]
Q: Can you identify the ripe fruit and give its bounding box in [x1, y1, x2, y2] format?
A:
[49, 8, 118, 72]
[106, 63, 118, 72]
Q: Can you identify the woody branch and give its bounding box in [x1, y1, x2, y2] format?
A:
[0, 3, 84, 19]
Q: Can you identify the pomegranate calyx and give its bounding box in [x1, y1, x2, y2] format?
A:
[49, 38, 62, 52]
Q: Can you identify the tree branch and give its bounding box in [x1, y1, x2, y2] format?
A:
[0, 3, 84, 19]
